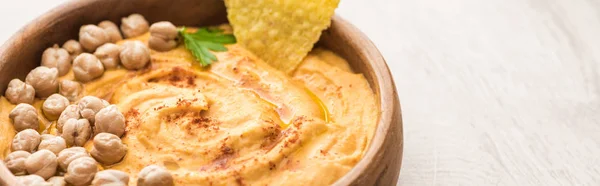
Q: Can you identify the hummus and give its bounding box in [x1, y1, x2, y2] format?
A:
[0, 26, 378, 185]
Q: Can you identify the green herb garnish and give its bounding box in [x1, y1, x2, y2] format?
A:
[178, 27, 236, 66]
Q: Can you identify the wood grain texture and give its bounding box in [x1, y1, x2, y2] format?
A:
[336, 0, 600, 185]
[321, 16, 403, 186]
[0, 0, 401, 185]
[5, 0, 600, 185]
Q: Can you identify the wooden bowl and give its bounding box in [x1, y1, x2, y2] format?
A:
[0, 0, 403, 185]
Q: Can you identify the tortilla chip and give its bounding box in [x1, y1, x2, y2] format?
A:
[225, 0, 340, 73]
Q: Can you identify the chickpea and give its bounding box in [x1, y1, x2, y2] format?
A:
[48, 176, 66, 186]
[9, 104, 39, 131]
[98, 21, 123, 43]
[90, 133, 127, 165]
[62, 40, 83, 60]
[91, 170, 129, 186]
[120, 14, 149, 38]
[59, 80, 83, 102]
[39, 134, 67, 155]
[5, 79, 35, 104]
[94, 105, 125, 137]
[41, 44, 71, 76]
[149, 21, 178, 51]
[25, 66, 59, 98]
[16, 175, 50, 186]
[57, 105, 80, 133]
[57, 147, 90, 170]
[137, 165, 174, 186]
[94, 43, 121, 69]
[11, 129, 41, 152]
[5, 151, 31, 175]
[78, 96, 108, 124]
[120, 41, 150, 70]
[25, 149, 58, 179]
[79, 24, 109, 52]
[61, 118, 91, 147]
[102, 99, 110, 106]
[64, 157, 98, 186]
[73, 53, 105, 82]
[43, 94, 70, 120]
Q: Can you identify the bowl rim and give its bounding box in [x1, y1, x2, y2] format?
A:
[326, 16, 403, 186]
[0, 0, 403, 185]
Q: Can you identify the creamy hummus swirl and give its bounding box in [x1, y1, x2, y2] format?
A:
[0, 28, 378, 186]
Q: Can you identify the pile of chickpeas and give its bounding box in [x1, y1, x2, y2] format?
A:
[3, 14, 179, 186]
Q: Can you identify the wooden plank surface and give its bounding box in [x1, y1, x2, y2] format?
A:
[2, 0, 600, 185]
[338, 0, 600, 185]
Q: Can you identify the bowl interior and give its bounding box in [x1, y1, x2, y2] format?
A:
[0, 0, 402, 185]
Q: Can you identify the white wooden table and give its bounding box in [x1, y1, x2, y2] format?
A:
[2, 0, 600, 185]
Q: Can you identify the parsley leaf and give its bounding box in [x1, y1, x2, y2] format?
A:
[179, 27, 236, 66]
